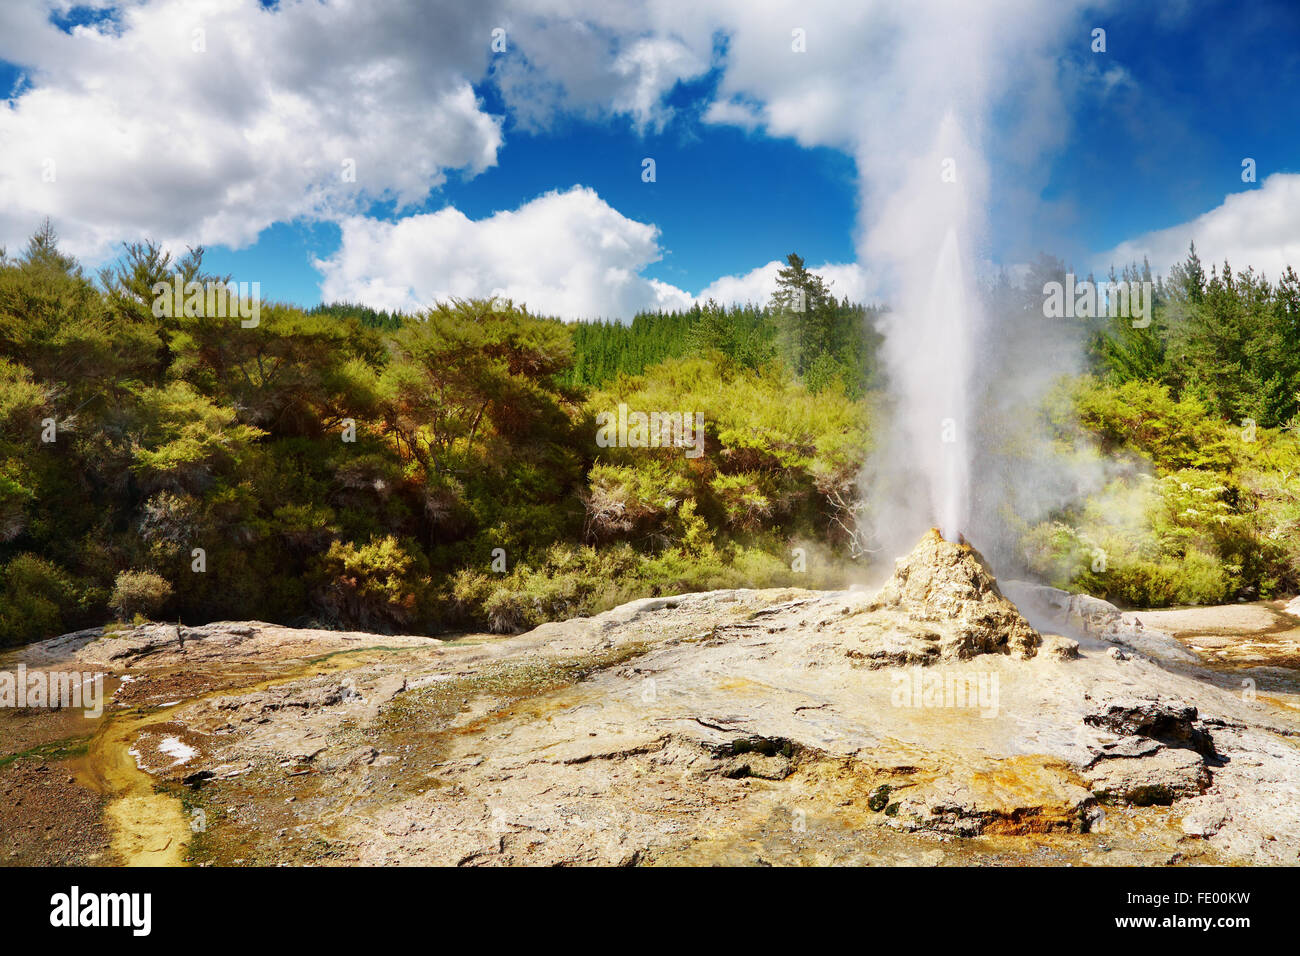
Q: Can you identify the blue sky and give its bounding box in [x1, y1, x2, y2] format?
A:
[1, 0, 1298, 315]
[1034, 0, 1300, 268]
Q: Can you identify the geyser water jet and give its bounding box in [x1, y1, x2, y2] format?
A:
[865, 113, 987, 553]
[929, 227, 972, 542]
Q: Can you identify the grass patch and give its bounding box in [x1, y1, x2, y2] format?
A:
[0, 734, 91, 769]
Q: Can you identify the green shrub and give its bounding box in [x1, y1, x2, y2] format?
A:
[109, 569, 174, 622]
[1074, 552, 1228, 608]
[450, 535, 848, 633]
[313, 535, 427, 632]
[0, 554, 77, 646]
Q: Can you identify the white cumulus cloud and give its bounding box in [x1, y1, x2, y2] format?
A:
[316, 184, 887, 319]
[315, 186, 695, 319]
[0, 0, 509, 260]
[1096, 173, 1300, 281]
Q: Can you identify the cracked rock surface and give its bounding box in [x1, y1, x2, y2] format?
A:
[11, 531, 1300, 866]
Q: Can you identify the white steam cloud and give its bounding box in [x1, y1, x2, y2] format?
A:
[843, 1, 1099, 560]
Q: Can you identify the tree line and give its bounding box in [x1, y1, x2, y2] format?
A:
[0, 230, 870, 644]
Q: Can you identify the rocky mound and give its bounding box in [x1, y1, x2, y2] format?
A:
[835, 528, 1042, 666]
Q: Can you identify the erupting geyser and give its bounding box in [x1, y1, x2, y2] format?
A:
[873, 121, 982, 546]
[867, 112, 987, 551]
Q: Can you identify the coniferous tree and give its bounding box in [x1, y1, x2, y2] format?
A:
[771, 252, 834, 375]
